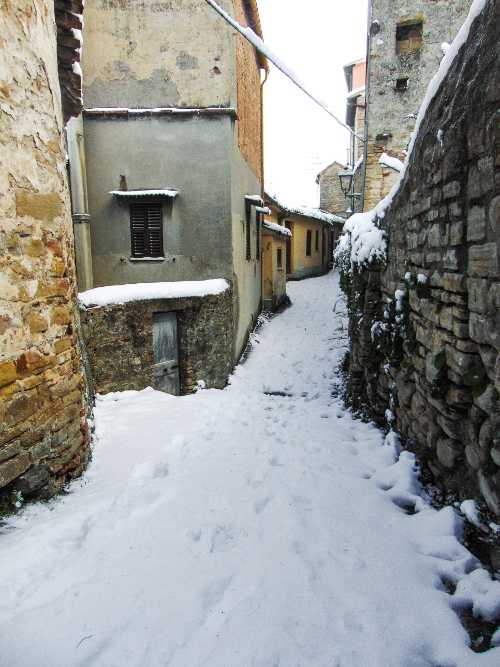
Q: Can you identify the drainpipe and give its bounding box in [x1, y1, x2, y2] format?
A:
[67, 115, 93, 291]
[361, 0, 373, 212]
[260, 67, 268, 199]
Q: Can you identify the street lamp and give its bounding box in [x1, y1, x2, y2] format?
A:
[338, 168, 362, 217]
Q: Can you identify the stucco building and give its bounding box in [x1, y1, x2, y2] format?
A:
[363, 0, 471, 211]
[78, 0, 267, 361]
[265, 194, 344, 281]
[0, 0, 90, 506]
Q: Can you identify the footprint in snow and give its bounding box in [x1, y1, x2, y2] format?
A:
[210, 525, 236, 553]
[254, 496, 272, 514]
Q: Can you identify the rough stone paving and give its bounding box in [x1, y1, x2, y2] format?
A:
[1, 273, 499, 666]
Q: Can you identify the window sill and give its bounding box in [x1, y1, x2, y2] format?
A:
[128, 257, 166, 262]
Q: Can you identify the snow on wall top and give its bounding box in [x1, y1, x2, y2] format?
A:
[263, 221, 292, 237]
[266, 192, 345, 226]
[109, 189, 179, 198]
[78, 280, 230, 308]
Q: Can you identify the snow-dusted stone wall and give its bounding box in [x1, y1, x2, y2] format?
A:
[79, 288, 234, 395]
[342, 1, 500, 523]
[0, 1, 90, 507]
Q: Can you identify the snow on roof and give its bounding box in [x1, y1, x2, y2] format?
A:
[346, 86, 365, 100]
[262, 221, 292, 237]
[379, 153, 404, 173]
[110, 189, 179, 198]
[78, 279, 229, 308]
[245, 194, 264, 205]
[266, 192, 345, 226]
[255, 206, 272, 215]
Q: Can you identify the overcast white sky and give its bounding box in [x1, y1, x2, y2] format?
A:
[257, 0, 368, 208]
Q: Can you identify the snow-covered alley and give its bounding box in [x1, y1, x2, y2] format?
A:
[1, 271, 499, 667]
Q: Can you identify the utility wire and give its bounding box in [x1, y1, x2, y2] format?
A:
[203, 0, 365, 143]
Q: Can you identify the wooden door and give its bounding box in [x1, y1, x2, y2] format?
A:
[153, 312, 180, 395]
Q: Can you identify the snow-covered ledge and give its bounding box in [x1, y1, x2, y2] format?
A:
[78, 279, 230, 308]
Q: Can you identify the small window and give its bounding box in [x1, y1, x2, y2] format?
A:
[277, 247, 283, 269]
[395, 77, 409, 92]
[315, 230, 319, 252]
[256, 214, 261, 261]
[306, 230, 312, 257]
[245, 201, 252, 260]
[396, 22, 423, 55]
[130, 203, 163, 257]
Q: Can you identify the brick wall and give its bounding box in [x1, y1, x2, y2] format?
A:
[80, 290, 234, 395]
[0, 1, 90, 507]
[341, 1, 500, 518]
[234, 0, 264, 182]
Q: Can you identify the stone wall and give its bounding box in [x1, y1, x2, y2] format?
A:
[80, 289, 234, 395]
[364, 0, 471, 211]
[0, 1, 90, 506]
[342, 1, 500, 517]
[318, 162, 347, 217]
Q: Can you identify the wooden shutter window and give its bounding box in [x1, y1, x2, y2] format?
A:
[130, 203, 164, 258]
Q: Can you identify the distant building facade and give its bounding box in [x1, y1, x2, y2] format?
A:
[0, 0, 90, 505]
[265, 194, 343, 281]
[363, 0, 471, 211]
[316, 161, 347, 218]
[79, 0, 267, 361]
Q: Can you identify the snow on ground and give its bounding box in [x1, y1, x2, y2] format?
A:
[1, 272, 499, 667]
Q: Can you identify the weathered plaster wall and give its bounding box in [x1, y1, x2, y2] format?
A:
[286, 217, 329, 280]
[343, 1, 500, 519]
[0, 1, 89, 504]
[83, 112, 235, 286]
[230, 131, 263, 359]
[364, 0, 471, 211]
[80, 290, 234, 394]
[82, 0, 237, 109]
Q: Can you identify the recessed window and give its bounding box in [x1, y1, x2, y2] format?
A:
[396, 22, 423, 55]
[245, 201, 252, 260]
[395, 77, 409, 92]
[306, 230, 312, 257]
[130, 203, 163, 257]
[315, 230, 319, 252]
[277, 247, 283, 269]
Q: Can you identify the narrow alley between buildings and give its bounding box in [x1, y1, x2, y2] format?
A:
[1, 271, 499, 667]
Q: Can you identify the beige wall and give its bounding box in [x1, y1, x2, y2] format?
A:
[82, 0, 237, 109]
[286, 216, 329, 280]
[0, 0, 89, 502]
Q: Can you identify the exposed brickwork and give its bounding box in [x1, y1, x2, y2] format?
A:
[80, 290, 234, 395]
[234, 0, 264, 182]
[342, 2, 500, 519]
[0, 1, 90, 507]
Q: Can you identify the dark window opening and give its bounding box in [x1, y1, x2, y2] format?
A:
[395, 77, 409, 92]
[315, 229, 319, 252]
[306, 230, 312, 257]
[396, 22, 423, 55]
[245, 201, 252, 260]
[256, 214, 261, 261]
[277, 247, 283, 269]
[130, 203, 163, 257]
